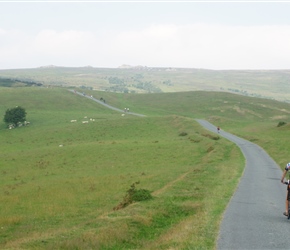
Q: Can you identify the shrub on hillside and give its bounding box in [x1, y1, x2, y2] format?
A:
[4, 106, 27, 127]
[113, 182, 152, 210]
[277, 121, 287, 127]
[202, 133, 220, 140]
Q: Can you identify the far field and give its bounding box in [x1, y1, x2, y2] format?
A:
[1, 86, 290, 249]
[1, 66, 290, 102]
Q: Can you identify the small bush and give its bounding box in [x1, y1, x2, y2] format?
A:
[179, 132, 188, 136]
[131, 188, 152, 202]
[4, 106, 27, 127]
[277, 121, 287, 127]
[113, 182, 152, 210]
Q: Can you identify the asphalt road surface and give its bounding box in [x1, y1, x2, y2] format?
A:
[196, 119, 289, 250]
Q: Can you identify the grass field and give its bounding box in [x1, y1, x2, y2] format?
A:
[1, 87, 290, 249]
[84, 88, 290, 166]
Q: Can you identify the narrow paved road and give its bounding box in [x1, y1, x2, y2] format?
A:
[69, 89, 146, 117]
[196, 120, 289, 250]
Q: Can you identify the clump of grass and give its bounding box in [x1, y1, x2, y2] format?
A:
[202, 133, 220, 140]
[113, 182, 152, 210]
[277, 121, 287, 127]
[179, 132, 188, 136]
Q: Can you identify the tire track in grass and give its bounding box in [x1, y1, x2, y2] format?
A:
[152, 171, 190, 196]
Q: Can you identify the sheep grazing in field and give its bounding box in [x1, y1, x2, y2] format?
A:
[8, 121, 30, 130]
[121, 114, 125, 117]
[70, 120, 77, 122]
[59, 144, 63, 147]
[82, 121, 89, 124]
[8, 124, 15, 129]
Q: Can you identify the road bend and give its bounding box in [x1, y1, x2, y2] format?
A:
[196, 119, 289, 249]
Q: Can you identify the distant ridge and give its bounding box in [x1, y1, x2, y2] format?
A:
[1, 66, 290, 102]
[118, 64, 148, 69]
[39, 65, 59, 68]
[39, 65, 94, 69]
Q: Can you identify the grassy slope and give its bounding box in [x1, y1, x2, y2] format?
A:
[87, 89, 290, 166]
[1, 87, 289, 249]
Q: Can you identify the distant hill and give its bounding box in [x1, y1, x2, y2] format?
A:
[0, 67, 290, 102]
[39, 65, 59, 68]
[0, 77, 43, 87]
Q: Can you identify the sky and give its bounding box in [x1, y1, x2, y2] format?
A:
[1, 1, 290, 70]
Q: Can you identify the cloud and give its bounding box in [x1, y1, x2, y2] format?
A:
[32, 30, 96, 56]
[110, 23, 290, 69]
[0, 23, 290, 69]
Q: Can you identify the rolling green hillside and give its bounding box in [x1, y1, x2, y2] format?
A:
[86, 88, 290, 166]
[1, 66, 290, 101]
[0, 87, 289, 249]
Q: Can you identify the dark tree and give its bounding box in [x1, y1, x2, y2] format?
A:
[4, 106, 27, 126]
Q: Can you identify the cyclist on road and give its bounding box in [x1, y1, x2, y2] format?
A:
[217, 126, 220, 133]
[281, 162, 290, 216]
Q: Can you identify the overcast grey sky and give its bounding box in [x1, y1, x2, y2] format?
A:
[1, 1, 290, 70]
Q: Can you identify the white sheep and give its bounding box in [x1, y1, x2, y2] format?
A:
[8, 124, 15, 129]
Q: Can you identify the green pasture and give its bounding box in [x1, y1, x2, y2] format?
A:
[1, 87, 289, 249]
[83, 89, 290, 165]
